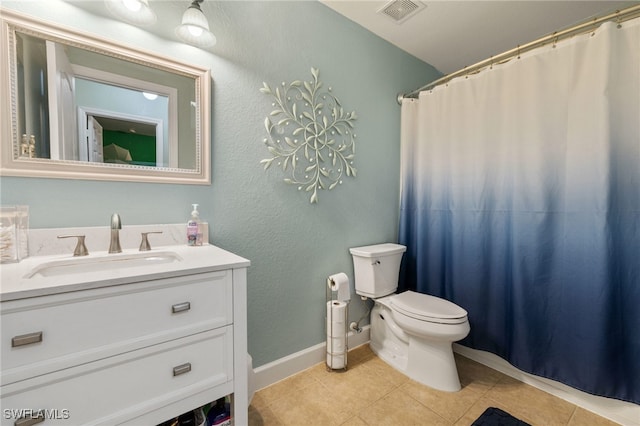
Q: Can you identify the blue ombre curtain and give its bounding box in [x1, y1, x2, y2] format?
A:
[398, 19, 639, 404]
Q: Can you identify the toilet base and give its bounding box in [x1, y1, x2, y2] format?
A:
[370, 301, 464, 392]
[370, 303, 409, 373]
[407, 337, 462, 392]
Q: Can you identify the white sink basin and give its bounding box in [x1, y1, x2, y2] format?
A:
[25, 251, 183, 278]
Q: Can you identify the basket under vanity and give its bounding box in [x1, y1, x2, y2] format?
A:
[0, 228, 250, 426]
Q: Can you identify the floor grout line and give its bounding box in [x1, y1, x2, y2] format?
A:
[403, 385, 453, 425]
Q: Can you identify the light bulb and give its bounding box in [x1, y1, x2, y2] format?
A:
[122, 0, 142, 12]
[105, 0, 156, 26]
[188, 25, 203, 37]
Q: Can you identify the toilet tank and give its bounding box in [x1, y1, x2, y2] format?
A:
[349, 243, 406, 298]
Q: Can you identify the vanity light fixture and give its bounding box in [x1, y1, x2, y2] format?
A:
[175, 0, 217, 48]
[105, 0, 157, 26]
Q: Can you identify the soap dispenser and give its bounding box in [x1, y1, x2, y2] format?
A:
[187, 204, 203, 246]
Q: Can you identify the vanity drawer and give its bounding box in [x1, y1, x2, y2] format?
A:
[0, 327, 233, 426]
[1, 270, 232, 384]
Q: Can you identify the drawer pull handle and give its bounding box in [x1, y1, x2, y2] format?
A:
[172, 302, 191, 314]
[12, 332, 43, 348]
[173, 362, 192, 376]
[14, 412, 45, 426]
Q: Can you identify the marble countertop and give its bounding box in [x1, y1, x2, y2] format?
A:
[0, 224, 250, 302]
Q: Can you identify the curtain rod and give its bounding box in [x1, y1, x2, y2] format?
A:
[397, 4, 640, 104]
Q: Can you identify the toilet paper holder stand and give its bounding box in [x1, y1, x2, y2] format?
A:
[326, 274, 350, 371]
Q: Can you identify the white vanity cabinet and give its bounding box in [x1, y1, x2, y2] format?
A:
[0, 244, 250, 426]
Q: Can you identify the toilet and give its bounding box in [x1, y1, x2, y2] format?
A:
[350, 243, 470, 392]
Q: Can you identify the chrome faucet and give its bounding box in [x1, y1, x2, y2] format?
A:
[109, 213, 122, 253]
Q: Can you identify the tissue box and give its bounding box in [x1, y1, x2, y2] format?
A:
[0, 205, 29, 263]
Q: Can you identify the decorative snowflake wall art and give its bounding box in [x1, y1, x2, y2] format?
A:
[259, 68, 357, 204]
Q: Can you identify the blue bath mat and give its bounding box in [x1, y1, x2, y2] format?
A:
[472, 407, 531, 426]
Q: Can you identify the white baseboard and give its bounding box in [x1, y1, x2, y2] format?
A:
[453, 344, 640, 426]
[253, 325, 370, 392]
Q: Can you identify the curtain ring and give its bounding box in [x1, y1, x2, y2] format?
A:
[517, 45, 521, 60]
[551, 32, 558, 48]
[616, 10, 622, 28]
[490, 56, 493, 70]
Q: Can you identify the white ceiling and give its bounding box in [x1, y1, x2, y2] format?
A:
[320, 0, 638, 74]
[64, 0, 638, 76]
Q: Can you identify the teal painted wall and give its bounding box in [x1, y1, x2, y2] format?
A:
[0, 1, 440, 367]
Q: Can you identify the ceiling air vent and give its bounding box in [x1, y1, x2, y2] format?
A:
[378, 0, 426, 24]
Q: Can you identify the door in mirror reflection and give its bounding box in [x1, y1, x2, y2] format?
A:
[75, 78, 169, 167]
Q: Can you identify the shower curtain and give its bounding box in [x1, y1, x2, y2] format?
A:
[398, 19, 639, 404]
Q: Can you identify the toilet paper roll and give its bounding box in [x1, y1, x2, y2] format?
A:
[327, 353, 346, 369]
[327, 322, 346, 336]
[326, 338, 346, 368]
[326, 336, 346, 353]
[328, 324, 347, 337]
[326, 301, 348, 336]
[327, 273, 351, 301]
[326, 300, 347, 370]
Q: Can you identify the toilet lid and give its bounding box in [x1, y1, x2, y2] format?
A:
[390, 291, 468, 324]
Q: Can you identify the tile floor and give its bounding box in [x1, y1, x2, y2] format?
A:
[248, 345, 620, 426]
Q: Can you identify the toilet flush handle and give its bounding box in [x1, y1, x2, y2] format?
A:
[372, 259, 381, 265]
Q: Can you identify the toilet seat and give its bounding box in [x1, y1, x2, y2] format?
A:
[390, 291, 468, 324]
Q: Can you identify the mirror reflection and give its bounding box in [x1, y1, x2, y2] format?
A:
[16, 31, 194, 169]
[1, 9, 211, 184]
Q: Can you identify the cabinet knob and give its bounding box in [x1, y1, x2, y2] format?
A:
[11, 331, 43, 348]
[173, 362, 192, 376]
